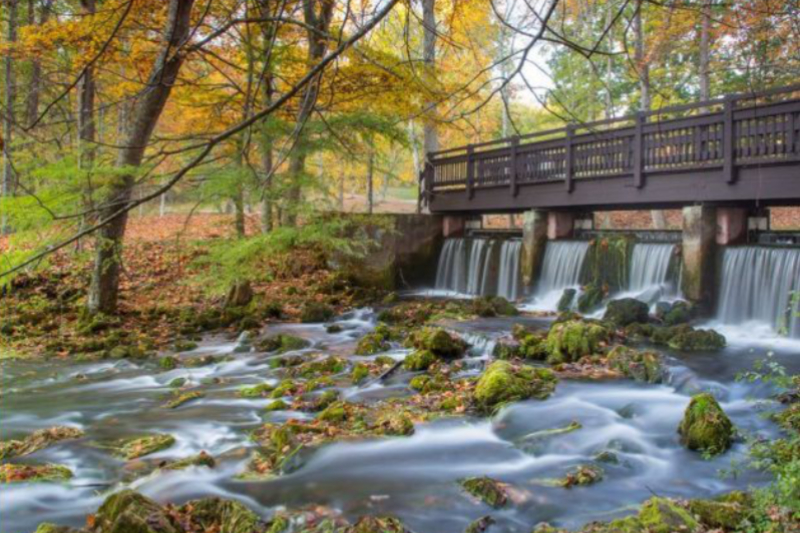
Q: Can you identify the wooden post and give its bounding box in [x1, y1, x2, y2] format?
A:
[466, 144, 475, 200]
[723, 95, 736, 184]
[510, 136, 519, 197]
[423, 161, 433, 204]
[634, 112, 645, 188]
[565, 125, 574, 193]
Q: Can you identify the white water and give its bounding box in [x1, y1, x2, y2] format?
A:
[523, 241, 590, 311]
[497, 240, 522, 300]
[716, 246, 800, 339]
[433, 238, 521, 300]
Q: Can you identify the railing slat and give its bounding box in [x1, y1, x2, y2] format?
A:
[723, 96, 736, 184]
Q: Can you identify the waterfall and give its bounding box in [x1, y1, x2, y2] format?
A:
[433, 237, 520, 299]
[497, 240, 522, 300]
[627, 243, 679, 301]
[717, 246, 800, 338]
[536, 241, 590, 295]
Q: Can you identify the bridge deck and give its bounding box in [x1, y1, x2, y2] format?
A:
[425, 85, 800, 213]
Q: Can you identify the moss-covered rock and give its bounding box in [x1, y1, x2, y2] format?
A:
[162, 451, 216, 470]
[165, 391, 204, 409]
[181, 497, 264, 533]
[348, 516, 411, 533]
[519, 333, 548, 361]
[33, 524, 77, 533]
[0, 463, 73, 483]
[257, 334, 310, 353]
[355, 330, 391, 356]
[472, 296, 519, 317]
[405, 327, 467, 358]
[603, 298, 649, 327]
[661, 300, 694, 326]
[637, 497, 699, 533]
[678, 393, 735, 455]
[168, 377, 187, 388]
[473, 361, 557, 412]
[577, 284, 605, 314]
[606, 346, 664, 383]
[557, 289, 577, 313]
[561, 464, 604, 487]
[0, 426, 84, 460]
[668, 327, 726, 351]
[623, 322, 655, 341]
[112, 434, 176, 460]
[492, 339, 522, 360]
[545, 320, 610, 364]
[239, 383, 275, 398]
[351, 363, 370, 384]
[173, 340, 198, 353]
[460, 476, 508, 508]
[159, 356, 178, 370]
[687, 497, 746, 530]
[403, 350, 437, 371]
[300, 302, 335, 323]
[95, 490, 178, 533]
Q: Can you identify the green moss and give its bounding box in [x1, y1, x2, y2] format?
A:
[473, 361, 557, 412]
[465, 516, 495, 533]
[472, 296, 519, 317]
[678, 393, 735, 455]
[603, 298, 649, 327]
[0, 426, 84, 460]
[520, 333, 548, 361]
[545, 320, 610, 364]
[265, 400, 289, 412]
[668, 327, 726, 351]
[623, 322, 655, 341]
[290, 356, 347, 378]
[405, 327, 467, 358]
[168, 377, 187, 388]
[0, 463, 73, 483]
[351, 363, 370, 384]
[163, 451, 216, 470]
[607, 346, 664, 383]
[492, 339, 521, 360]
[577, 284, 605, 313]
[403, 350, 437, 371]
[239, 383, 275, 398]
[300, 302, 335, 323]
[638, 497, 699, 533]
[33, 524, 75, 533]
[687, 498, 745, 530]
[318, 401, 348, 423]
[96, 490, 178, 533]
[159, 356, 178, 370]
[112, 434, 176, 460]
[460, 476, 508, 508]
[180, 497, 262, 533]
[561, 464, 604, 487]
[174, 340, 198, 352]
[348, 516, 410, 533]
[557, 288, 577, 313]
[270, 379, 300, 398]
[165, 391, 204, 409]
[258, 334, 310, 353]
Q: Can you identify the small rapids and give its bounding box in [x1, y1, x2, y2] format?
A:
[0, 309, 792, 533]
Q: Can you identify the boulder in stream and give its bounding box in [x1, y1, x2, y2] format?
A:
[606, 346, 664, 383]
[603, 298, 649, 327]
[460, 476, 509, 508]
[404, 327, 467, 358]
[111, 434, 176, 460]
[678, 393, 735, 455]
[0, 463, 73, 483]
[557, 288, 577, 313]
[0, 426, 84, 460]
[474, 361, 557, 412]
[545, 320, 610, 364]
[95, 490, 179, 533]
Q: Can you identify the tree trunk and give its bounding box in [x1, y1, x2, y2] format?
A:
[78, 0, 97, 169]
[2, 0, 18, 235]
[282, 0, 335, 227]
[604, 0, 614, 118]
[338, 174, 345, 210]
[366, 145, 374, 214]
[634, 0, 650, 111]
[699, 0, 712, 102]
[255, 0, 277, 233]
[88, 0, 196, 315]
[421, 0, 437, 212]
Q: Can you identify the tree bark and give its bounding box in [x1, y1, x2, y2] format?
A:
[2, 0, 18, 235]
[281, 0, 335, 227]
[254, 0, 277, 233]
[78, 0, 97, 169]
[634, 0, 650, 111]
[88, 0, 196, 315]
[25, 0, 51, 126]
[699, 0, 712, 102]
[420, 0, 437, 212]
[366, 144, 374, 214]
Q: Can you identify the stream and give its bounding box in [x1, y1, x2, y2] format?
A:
[1, 306, 796, 533]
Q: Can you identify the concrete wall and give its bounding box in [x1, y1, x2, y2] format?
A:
[681, 205, 717, 311]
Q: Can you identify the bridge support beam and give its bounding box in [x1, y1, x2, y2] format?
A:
[681, 205, 717, 312]
[547, 211, 576, 239]
[716, 207, 749, 245]
[443, 216, 466, 238]
[521, 210, 548, 291]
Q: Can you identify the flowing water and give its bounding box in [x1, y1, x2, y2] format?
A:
[524, 241, 590, 311]
[1, 308, 793, 533]
[716, 246, 800, 339]
[433, 238, 521, 300]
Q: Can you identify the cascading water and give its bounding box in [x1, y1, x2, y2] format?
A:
[522, 241, 590, 310]
[434, 237, 521, 299]
[626, 243, 679, 302]
[717, 246, 800, 338]
[497, 240, 522, 300]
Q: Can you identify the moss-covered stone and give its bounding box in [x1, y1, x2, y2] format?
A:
[0, 463, 73, 483]
[492, 339, 522, 360]
[159, 356, 178, 370]
[354, 332, 391, 356]
[668, 327, 726, 351]
[545, 320, 610, 364]
[239, 383, 275, 398]
[265, 400, 289, 412]
[637, 497, 699, 533]
[348, 516, 411, 533]
[257, 334, 310, 353]
[577, 284, 605, 314]
[623, 322, 655, 341]
[162, 451, 216, 470]
[460, 476, 508, 508]
[662, 301, 694, 326]
[95, 490, 178, 533]
[165, 391, 204, 409]
[173, 340, 199, 352]
[0, 426, 84, 460]
[606, 346, 664, 383]
[603, 298, 649, 327]
[519, 333, 548, 361]
[318, 401, 348, 423]
[473, 361, 557, 412]
[180, 497, 264, 533]
[403, 349, 437, 371]
[687, 498, 746, 530]
[472, 296, 519, 317]
[405, 327, 467, 358]
[465, 516, 495, 533]
[33, 524, 76, 533]
[300, 302, 335, 323]
[678, 393, 735, 455]
[270, 379, 300, 398]
[557, 288, 577, 313]
[112, 434, 176, 460]
[561, 464, 603, 487]
[351, 363, 370, 384]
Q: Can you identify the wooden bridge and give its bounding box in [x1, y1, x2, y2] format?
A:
[424, 85, 800, 214]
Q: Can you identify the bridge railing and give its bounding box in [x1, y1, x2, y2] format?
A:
[424, 84, 800, 202]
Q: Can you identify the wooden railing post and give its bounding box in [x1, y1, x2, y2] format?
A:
[633, 112, 645, 188]
[565, 125, 574, 192]
[466, 144, 475, 200]
[423, 160, 433, 203]
[723, 94, 737, 184]
[510, 136, 519, 197]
